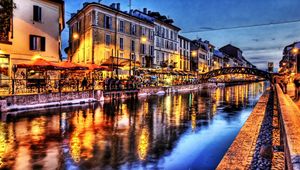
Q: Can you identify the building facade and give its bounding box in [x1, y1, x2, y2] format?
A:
[279, 41, 300, 74]
[68, 3, 155, 78]
[190, 40, 209, 73]
[0, 0, 64, 80]
[219, 44, 255, 68]
[133, 9, 180, 70]
[178, 35, 191, 71]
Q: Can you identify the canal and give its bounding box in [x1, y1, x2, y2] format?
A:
[0, 82, 267, 170]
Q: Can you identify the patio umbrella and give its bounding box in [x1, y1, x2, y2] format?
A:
[17, 58, 62, 70]
[57, 61, 88, 70]
[82, 63, 110, 71]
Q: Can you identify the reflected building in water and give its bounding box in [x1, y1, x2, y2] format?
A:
[0, 82, 266, 169]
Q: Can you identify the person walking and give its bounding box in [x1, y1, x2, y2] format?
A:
[81, 77, 88, 91]
[294, 75, 300, 100]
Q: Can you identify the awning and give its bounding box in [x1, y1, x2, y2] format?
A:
[17, 58, 62, 70]
[82, 63, 111, 71]
[57, 61, 88, 70]
[101, 56, 127, 67]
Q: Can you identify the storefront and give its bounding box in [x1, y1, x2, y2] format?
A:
[0, 54, 10, 86]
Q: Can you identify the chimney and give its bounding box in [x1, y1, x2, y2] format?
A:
[148, 10, 151, 15]
[116, 3, 120, 10]
[129, 9, 133, 15]
[143, 8, 147, 14]
[110, 3, 116, 9]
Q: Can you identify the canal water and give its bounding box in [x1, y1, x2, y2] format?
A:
[0, 82, 267, 170]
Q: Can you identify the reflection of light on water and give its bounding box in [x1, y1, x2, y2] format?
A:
[191, 112, 196, 131]
[70, 132, 81, 163]
[82, 131, 94, 159]
[0, 123, 7, 167]
[138, 128, 149, 160]
[31, 118, 46, 141]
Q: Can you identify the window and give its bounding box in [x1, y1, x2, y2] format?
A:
[33, 5, 42, 22]
[119, 52, 124, 58]
[119, 20, 124, 32]
[150, 46, 154, 56]
[104, 15, 112, 29]
[170, 31, 173, 39]
[156, 38, 159, 47]
[105, 34, 111, 46]
[30, 35, 45, 51]
[131, 40, 135, 51]
[141, 44, 146, 54]
[166, 29, 169, 39]
[119, 37, 124, 50]
[130, 23, 136, 35]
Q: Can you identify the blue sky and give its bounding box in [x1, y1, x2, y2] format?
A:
[62, 0, 300, 69]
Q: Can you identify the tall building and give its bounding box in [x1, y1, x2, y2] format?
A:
[178, 35, 191, 71]
[0, 0, 65, 80]
[133, 9, 180, 69]
[68, 3, 155, 78]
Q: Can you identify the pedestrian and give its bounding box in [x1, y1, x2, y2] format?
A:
[283, 74, 289, 94]
[294, 75, 300, 100]
[81, 77, 88, 90]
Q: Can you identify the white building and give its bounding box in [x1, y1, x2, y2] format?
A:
[0, 0, 65, 78]
[133, 9, 180, 69]
[178, 35, 191, 71]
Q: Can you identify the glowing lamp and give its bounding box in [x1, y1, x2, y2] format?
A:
[191, 51, 197, 57]
[141, 36, 147, 43]
[292, 48, 299, 54]
[32, 54, 42, 60]
[73, 33, 79, 40]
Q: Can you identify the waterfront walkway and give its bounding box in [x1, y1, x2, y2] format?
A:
[218, 84, 300, 169]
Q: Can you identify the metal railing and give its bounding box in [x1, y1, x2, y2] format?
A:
[0, 78, 105, 96]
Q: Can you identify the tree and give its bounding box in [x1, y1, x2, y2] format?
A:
[0, 0, 16, 41]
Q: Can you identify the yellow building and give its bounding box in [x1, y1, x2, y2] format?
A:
[0, 0, 65, 79]
[67, 2, 155, 78]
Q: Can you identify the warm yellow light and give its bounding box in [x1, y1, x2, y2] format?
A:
[32, 54, 42, 60]
[141, 36, 147, 43]
[73, 33, 79, 40]
[191, 51, 197, 57]
[292, 48, 299, 54]
[0, 49, 4, 54]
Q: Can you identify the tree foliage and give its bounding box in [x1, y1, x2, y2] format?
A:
[0, 0, 16, 41]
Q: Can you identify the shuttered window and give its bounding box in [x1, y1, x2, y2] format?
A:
[30, 35, 45, 51]
[33, 5, 42, 22]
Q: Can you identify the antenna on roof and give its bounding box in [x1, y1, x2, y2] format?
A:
[98, 0, 102, 3]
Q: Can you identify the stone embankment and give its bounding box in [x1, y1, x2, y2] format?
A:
[0, 83, 217, 113]
[218, 84, 300, 169]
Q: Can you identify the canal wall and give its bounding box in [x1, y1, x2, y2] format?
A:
[217, 89, 270, 169]
[0, 83, 218, 112]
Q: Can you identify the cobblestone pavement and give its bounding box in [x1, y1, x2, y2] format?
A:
[250, 91, 274, 169]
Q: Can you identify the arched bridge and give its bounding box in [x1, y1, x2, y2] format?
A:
[198, 67, 273, 82]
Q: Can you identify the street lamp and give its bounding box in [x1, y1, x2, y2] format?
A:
[292, 47, 299, 74]
[191, 51, 197, 57]
[73, 33, 79, 40]
[141, 36, 147, 43]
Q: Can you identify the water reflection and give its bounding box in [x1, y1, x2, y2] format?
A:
[0, 82, 266, 169]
